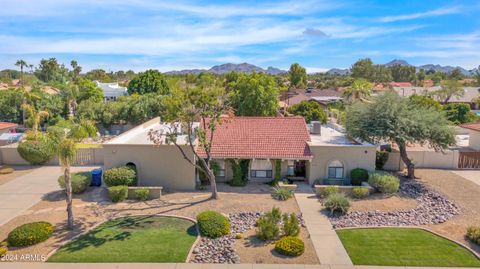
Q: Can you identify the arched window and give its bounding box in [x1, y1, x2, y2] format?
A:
[328, 160, 344, 179]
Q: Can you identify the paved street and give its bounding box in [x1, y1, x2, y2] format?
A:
[0, 166, 99, 227]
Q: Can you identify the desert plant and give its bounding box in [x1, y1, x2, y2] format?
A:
[323, 185, 339, 197]
[352, 186, 370, 199]
[324, 193, 350, 215]
[197, 211, 230, 238]
[256, 207, 282, 241]
[103, 166, 137, 187]
[0, 245, 7, 257]
[134, 188, 149, 201]
[467, 226, 480, 245]
[376, 151, 389, 170]
[58, 172, 91, 194]
[0, 167, 14, 174]
[282, 213, 300, 237]
[7, 222, 53, 247]
[350, 168, 369, 185]
[108, 185, 128, 203]
[368, 172, 400, 194]
[271, 187, 293, 201]
[275, 236, 305, 256]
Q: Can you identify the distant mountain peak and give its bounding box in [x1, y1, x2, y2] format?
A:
[164, 63, 286, 75]
[385, 59, 411, 67]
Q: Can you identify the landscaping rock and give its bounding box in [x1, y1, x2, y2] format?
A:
[330, 180, 460, 228]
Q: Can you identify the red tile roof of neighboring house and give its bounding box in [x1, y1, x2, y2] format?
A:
[197, 117, 312, 159]
[0, 122, 18, 131]
[389, 82, 413, 87]
[460, 122, 480, 132]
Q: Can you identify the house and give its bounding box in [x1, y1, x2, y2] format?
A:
[460, 122, 480, 151]
[0, 122, 17, 134]
[103, 117, 375, 190]
[95, 81, 128, 101]
[393, 86, 480, 109]
[280, 88, 343, 111]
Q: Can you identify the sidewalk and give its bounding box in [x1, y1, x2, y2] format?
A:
[294, 183, 353, 266]
[0, 166, 99, 227]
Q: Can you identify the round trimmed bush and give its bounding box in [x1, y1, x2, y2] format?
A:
[17, 134, 55, 165]
[196, 211, 230, 238]
[350, 168, 369, 185]
[103, 166, 136, 187]
[7, 222, 53, 247]
[368, 172, 400, 194]
[275, 236, 305, 256]
[58, 172, 92, 194]
[108, 185, 128, 203]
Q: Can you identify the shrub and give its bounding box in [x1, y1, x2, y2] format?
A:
[197, 211, 230, 238]
[282, 213, 300, 237]
[0, 246, 7, 257]
[256, 207, 282, 241]
[134, 188, 149, 201]
[350, 168, 369, 185]
[0, 167, 14, 175]
[7, 222, 53, 247]
[352, 186, 370, 199]
[324, 193, 350, 215]
[368, 172, 400, 194]
[275, 236, 305, 256]
[323, 185, 339, 197]
[103, 166, 136, 187]
[108, 185, 128, 203]
[467, 226, 480, 245]
[58, 172, 91, 194]
[17, 134, 55, 165]
[271, 187, 293, 201]
[376, 151, 389, 170]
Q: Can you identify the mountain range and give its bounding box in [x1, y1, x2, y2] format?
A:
[164, 60, 477, 76]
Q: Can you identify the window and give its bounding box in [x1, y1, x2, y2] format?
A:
[287, 160, 295, 176]
[251, 170, 272, 178]
[328, 160, 344, 179]
[214, 159, 225, 177]
[251, 159, 273, 178]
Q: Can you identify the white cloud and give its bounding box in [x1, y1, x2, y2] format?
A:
[378, 6, 461, 23]
[305, 67, 329, 74]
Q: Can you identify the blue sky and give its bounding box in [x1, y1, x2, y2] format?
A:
[0, 0, 479, 73]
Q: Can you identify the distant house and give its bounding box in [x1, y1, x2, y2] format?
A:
[0, 122, 17, 134]
[460, 122, 480, 151]
[389, 82, 413, 87]
[95, 81, 128, 101]
[393, 86, 480, 109]
[280, 88, 343, 111]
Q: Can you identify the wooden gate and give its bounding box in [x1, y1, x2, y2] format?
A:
[458, 151, 480, 169]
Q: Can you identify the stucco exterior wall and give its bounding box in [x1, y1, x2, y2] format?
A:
[0, 145, 59, 165]
[307, 145, 376, 185]
[469, 131, 480, 150]
[383, 150, 460, 171]
[103, 144, 196, 191]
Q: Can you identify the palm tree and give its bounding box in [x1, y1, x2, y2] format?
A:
[343, 79, 373, 102]
[21, 104, 49, 134]
[51, 119, 97, 230]
[15, 60, 28, 86]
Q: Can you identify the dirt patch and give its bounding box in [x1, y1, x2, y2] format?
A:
[0, 183, 318, 264]
[350, 193, 418, 212]
[415, 169, 480, 254]
[235, 228, 319, 264]
[0, 166, 37, 186]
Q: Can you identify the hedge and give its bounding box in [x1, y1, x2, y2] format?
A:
[103, 166, 136, 187]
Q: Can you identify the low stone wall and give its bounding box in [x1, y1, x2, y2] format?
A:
[278, 181, 297, 191]
[315, 182, 373, 197]
[127, 186, 163, 200]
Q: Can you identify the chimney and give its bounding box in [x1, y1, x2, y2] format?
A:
[310, 121, 321, 135]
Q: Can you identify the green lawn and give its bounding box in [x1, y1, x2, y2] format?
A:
[48, 216, 197, 263]
[337, 228, 480, 267]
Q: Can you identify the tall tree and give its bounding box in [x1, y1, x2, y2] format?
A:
[343, 79, 372, 102]
[21, 104, 49, 134]
[128, 69, 170, 95]
[351, 58, 375, 80]
[148, 86, 231, 199]
[70, 60, 82, 82]
[288, 63, 307, 89]
[228, 72, 279, 116]
[15, 59, 28, 86]
[448, 68, 464, 80]
[346, 92, 455, 179]
[288, 100, 327, 123]
[389, 64, 416, 82]
[434, 80, 463, 104]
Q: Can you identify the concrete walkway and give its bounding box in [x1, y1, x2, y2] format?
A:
[0, 166, 99, 227]
[294, 183, 353, 266]
[451, 170, 480, 186]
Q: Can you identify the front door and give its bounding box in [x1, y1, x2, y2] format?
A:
[294, 160, 306, 177]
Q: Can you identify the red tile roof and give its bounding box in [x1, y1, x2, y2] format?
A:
[460, 122, 480, 132]
[197, 117, 312, 159]
[390, 82, 413, 87]
[0, 122, 17, 131]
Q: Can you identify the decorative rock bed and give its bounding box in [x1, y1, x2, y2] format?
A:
[191, 212, 305, 263]
[330, 179, 460, 228]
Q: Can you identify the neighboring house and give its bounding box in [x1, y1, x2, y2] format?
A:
[460, 122, 480, 151]
[0, 122, 17, 134]
[95, 81, 128, 101]
[103, 117, 375, 190]
[393, 86, 480, 109]
[389, 82, 413, 87]
[281, 88, 343, 111]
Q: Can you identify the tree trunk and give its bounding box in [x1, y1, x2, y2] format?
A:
[64, 166, 74, 230]
[398, 142, 415, 179]
[207, 169, 218, 199]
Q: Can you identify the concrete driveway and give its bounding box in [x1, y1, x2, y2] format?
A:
[0, 166, 99, 227]
[451, 170, 480, 186]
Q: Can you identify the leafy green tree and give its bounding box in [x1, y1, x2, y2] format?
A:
[0, 89, 24, 123]
[443, 103, 477, 125]
[288, 63, 307, 89]
[149, 86, 231, 199]
[389, 64, 416, 82]
[434, 80, 463, 104]
[371, 65, 392, 83]
[343, 79, 372, 102]
[346, 92, 455, 179]
[416, 69, 426, 85]
[128, 69, 170, 95]
[77, 78, 104, 103]
[449, 68, 464, 80]
[351, 58, 375, 80]
[35, 58, 68, 82]
[85, 69, 114, 82]
[288, 100, 327, 123]
[228, 72, 279, 116]
[408, 95, 442, 111]
[195, 72, 216, 89]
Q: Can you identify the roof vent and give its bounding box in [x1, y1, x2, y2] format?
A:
[310, 121, 321, 135]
